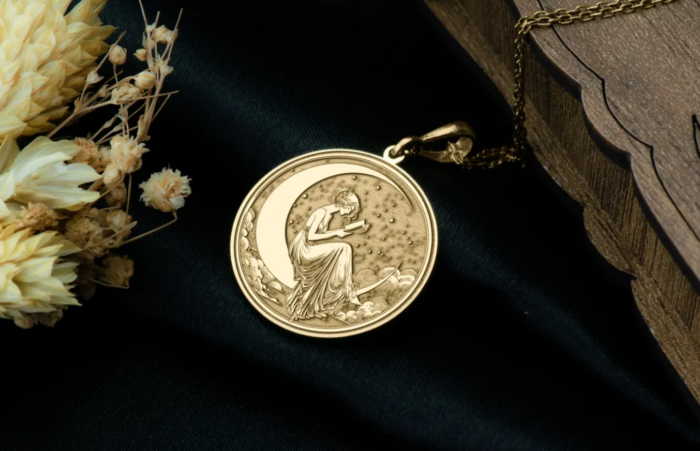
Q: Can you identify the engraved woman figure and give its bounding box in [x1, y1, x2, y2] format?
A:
[287, 188, 368, 321]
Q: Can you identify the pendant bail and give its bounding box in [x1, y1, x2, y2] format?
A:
[386, 121, 476, 165]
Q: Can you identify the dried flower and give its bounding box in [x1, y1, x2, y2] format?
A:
[105, 182, 127, 208]
[105, 210, 133, 239]
[0, 0, 114, 141]
[103, 163, 122, 188]
[64, 211, 108, 256]
[0, 225, 81, 326]
[110, 83, 142, 104]
[86, 71, 104, 86]
[0, 137, 100, 213]
[16, 203, 58, 231]
[97, 85, 111, 98]
[135, 71, 157, 90]
[109, 136, 149, 174]
[152, 25, 173, 44]
[109, 45, 127, 65]
[1, 1, 189, 328]
[72, 137, 108, 173]
[140, 168, 192, 213]
[34, 310, 65, 327]
[75, 264, 97, 300]
[14, 316, 34, 329]
[16, 309, 64, 329]
[73, 138, 99, 164]
[143, 34, 156, 51]
[98, 147, 112, 170]
[101, 254, 134, 287]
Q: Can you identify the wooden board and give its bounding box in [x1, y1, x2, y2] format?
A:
[421, 0, 700, 408]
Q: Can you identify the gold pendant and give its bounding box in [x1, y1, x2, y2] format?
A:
[231, 123, 475, 337]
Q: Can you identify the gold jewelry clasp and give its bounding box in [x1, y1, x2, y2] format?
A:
[384, 121, 476, 165]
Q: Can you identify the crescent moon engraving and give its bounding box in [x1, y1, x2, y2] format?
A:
[256, 163, 408, 288]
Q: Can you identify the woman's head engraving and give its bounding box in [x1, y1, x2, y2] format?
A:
[334, 188, 361, 219]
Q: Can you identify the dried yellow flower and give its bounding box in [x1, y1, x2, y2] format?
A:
[101, 254, 134, 287]
[17, 202, 58, 231]
[0, 224, 81, 326]
[109, 45, 127, 66]
[140, 168, 192, 213]
[0, 0, 115, 141]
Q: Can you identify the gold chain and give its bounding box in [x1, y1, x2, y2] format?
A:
[500, 0, 679, 169]
[393, 0, 678, 169]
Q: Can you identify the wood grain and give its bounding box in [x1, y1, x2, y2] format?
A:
[421, 0, 700, 407]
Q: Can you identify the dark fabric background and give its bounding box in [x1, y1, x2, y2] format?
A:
[1, 0, 699, 449]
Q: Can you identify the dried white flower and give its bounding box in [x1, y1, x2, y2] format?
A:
[0, 0, 114, 141]
[143, 35, 156, 51]
[0, 225, 81, 326]
[109, 45, 127, 65]
[64, 209, 107, 256]
[72, 137, 107, 172]
[152, 25, 172, 44]
[140, 168, 192, 213]
[105, 210, 133, 239]
[98, 147, 112, 170]
[134, 71, 157, 90]
[103, 163, 121, 188]
[0, 137, 100, 214]
[0, 1, 189, 328]
[110, 84, 142, 104]
[105, 181, 127, 208]
[86, 71, 104, 86]
[109, 136, 149, 174]
[97, 85, 111, 98]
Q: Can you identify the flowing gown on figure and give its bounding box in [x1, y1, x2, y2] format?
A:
[287, 208, 355, 320]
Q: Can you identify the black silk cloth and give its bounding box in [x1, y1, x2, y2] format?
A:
[1, 0, 700, 449]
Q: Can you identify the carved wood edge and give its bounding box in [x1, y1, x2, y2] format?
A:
[421, 0, 700, 405]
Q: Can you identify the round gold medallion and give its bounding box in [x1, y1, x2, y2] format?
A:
[231, 149, 437, 337]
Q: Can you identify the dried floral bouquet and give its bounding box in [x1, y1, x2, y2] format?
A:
[0, 0, 191, 329]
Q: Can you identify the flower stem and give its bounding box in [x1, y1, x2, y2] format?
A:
[120, 212, 178, 246]
[126, 174, 133, 215]
[94, 176, 125, 201]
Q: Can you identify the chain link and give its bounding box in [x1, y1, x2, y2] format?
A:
[461, 0, 678, 170]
